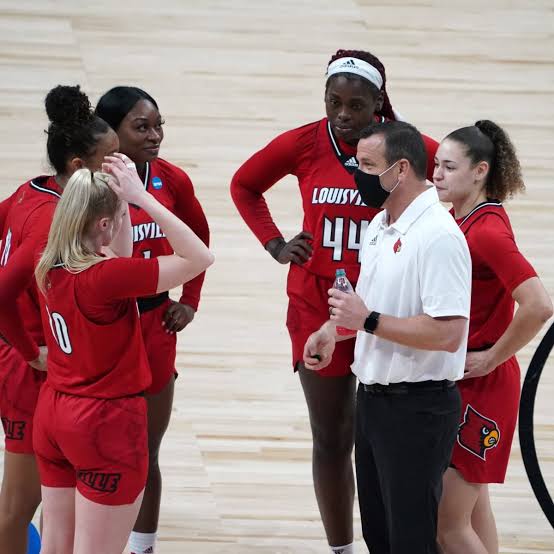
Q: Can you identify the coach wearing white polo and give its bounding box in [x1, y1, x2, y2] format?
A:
[303, 121, 471, 554]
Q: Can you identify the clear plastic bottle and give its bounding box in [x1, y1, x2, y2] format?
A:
[333, 268, 356, 336]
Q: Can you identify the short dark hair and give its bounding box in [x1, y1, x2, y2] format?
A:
[95, 86, 159, 131]
[359, 121, 427, 180]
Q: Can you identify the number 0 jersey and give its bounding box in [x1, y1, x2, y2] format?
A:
[231, 117, 438, 283]
[39, 257, 159, 398]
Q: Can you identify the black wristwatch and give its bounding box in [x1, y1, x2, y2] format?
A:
[363, 311, 380, 334]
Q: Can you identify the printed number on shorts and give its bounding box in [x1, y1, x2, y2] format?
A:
[322, 217, 369, 262]
[0, 228, 12, 266]
[47, 308, 72, 354]
[142, 250, 151, 259]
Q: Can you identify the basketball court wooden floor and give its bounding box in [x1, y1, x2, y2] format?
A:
[0, 0, 552, 551]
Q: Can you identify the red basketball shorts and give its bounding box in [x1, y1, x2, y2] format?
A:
[286, 264, 355, 378]
[0, 341, 46, 454]
[140, 298, 177, 395]
[33, 383, 148, 505]
[451, 356, 520, 483]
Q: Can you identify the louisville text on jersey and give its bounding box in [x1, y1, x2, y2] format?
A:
[311, 187, 367, 206]
[132, 222, 166, 243]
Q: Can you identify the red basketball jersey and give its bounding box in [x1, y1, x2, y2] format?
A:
[0, 176, 61, 359]
[457, 201, 536, 349]
[39, 257, 159, 398]
[231, 117, 438, 282]
[130, 158, 209, 309]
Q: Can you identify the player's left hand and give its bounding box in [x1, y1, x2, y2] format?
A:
[29, 345, 48, 372]
[462, 350, 495, 380]
[328, 288, 369, 331]
[162, 301, 195, 334]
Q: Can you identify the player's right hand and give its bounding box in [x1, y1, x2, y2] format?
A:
[269, 231, 313, 265]
[102, 153, 146, 206]
[28, 345, 48, 372]
[303, 328, 335, 371]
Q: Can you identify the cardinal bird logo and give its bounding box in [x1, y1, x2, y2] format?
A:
[457, 405, 500, 460]
[393, 238, 402, 253]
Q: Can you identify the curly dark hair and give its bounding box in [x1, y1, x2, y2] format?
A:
[326, 49, 395, 121]
[446, 120, 525, 202]
[45, 85, 110, 174]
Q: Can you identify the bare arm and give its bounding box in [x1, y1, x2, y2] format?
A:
[490, 277, 552, 365]
[303, 320, 356, 372]
[103, 156, 214, 293]
[465, 277, 553, 378]
[328, 289, 467, 353]
[373, 313, 467, 353]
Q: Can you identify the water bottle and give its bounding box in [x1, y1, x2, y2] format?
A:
[333, 268, 356, 336]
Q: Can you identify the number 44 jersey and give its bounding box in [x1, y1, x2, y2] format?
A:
[300, 118, 379, 282]
[231, 117, 438, 284]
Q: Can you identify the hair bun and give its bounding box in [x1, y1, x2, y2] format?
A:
[45, 85, 93, 129]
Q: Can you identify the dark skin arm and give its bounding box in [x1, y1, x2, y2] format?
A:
[161, 167, 210, 334]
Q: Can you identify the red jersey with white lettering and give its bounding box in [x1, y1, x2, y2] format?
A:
[40, 257, 159, 398]
[457, 202, 536, 349]
[231, 117, 438, 282]
[131, 158, 209, 310]
[0, 176, 62, 360]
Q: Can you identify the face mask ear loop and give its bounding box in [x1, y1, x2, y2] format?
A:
[379, 160, 400, 193]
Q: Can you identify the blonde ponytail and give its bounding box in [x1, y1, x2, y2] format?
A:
[36, 169, 120, 293]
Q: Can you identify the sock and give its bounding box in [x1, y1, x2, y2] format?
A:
[128, 531, 157, 554]
[329, 543, 354, 554]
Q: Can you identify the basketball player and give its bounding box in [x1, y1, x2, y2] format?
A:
[95, 87, 210, 554]
[434, 121, 553, 554]
[0, 85, 119, 554]
[230, 49, 438, 553]
[33, 158, 213, 554]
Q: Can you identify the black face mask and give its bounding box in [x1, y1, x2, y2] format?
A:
[354, 161, 399, 208]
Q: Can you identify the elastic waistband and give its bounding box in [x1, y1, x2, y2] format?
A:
[137, 291, 169, 313]
[467, 343, 494, 352]
[361, 379, 456, 395]
[45, 382, 145, 400]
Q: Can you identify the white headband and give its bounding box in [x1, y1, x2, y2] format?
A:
[326, 57, 383, 90]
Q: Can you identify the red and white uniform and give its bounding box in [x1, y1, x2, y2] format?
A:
[33, 257, 159, 505]
[451, 201, 537, 483]
[131, 158, 209, 394]
[231, 117, 438, 376]
[0, 176, 61, 453]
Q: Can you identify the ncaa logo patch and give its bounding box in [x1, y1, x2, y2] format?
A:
[152, 177, 163, 190]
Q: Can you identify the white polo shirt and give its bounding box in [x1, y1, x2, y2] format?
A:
[352, 186, 471, 385]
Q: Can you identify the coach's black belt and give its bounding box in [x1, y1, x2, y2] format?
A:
[137, 291, 169, 314]
[362, 379, 456, 395]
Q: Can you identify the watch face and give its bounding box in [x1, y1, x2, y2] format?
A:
[364, 312, 379, 334]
